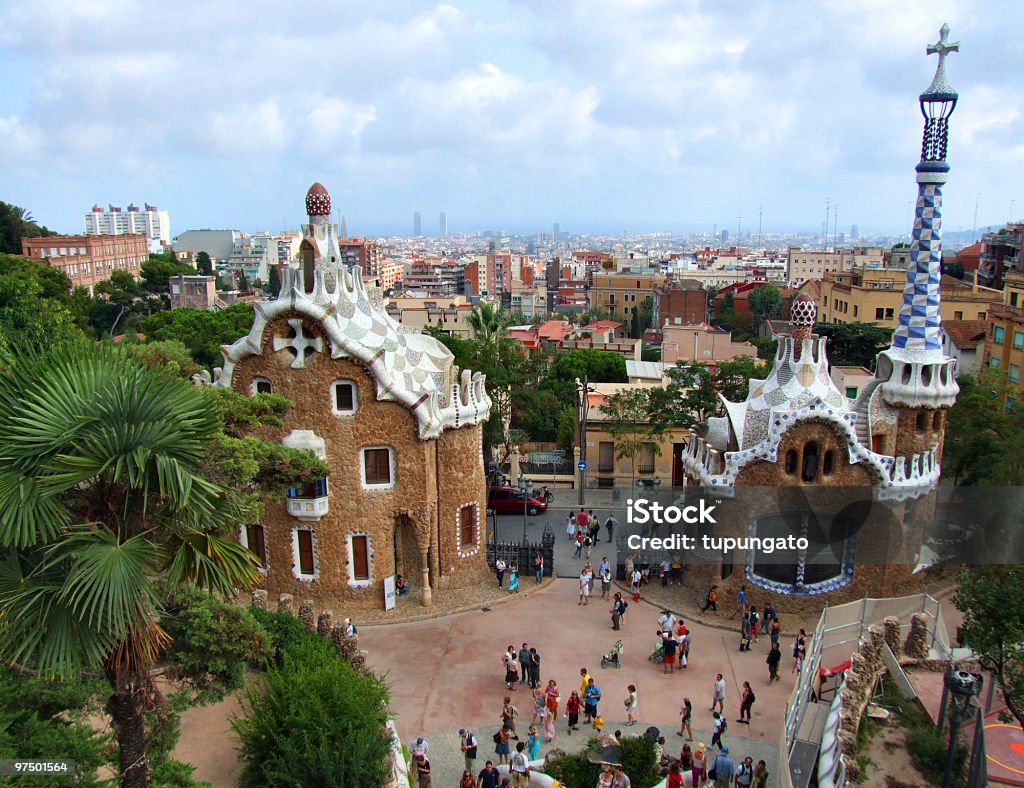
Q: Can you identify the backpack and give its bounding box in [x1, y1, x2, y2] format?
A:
[720, 719, 728, 733]
[493, 731, 502, 744]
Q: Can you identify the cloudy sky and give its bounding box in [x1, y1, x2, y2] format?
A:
[1, 0, 1020, 238]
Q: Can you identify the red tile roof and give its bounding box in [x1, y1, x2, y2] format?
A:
[942, 320, 988, 350]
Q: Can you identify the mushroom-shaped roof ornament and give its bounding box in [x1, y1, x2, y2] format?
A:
[305, 182, 331, 217]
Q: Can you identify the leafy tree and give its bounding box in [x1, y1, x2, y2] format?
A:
[93, 269, 142, 334]
[660, 358, 766, 429]
[232, 629, 392, 787]
[0, 253, 87, 359]
[140, 254, 196, 294]
[268, 266, 281, 297]
[549, 349, 627, 385]
[630, 306, 641, 339]
[641, 342, 661, 362]
[813, 322, 892, 368]
[556, 406, 576, 454]
[510, 386, 563, 442]
[638, 295, 654, 334]
[195, 251, 213, 276]
[0, 202, 58, 254]
[139, 303, 256, 369]
[0, 667, 110, 785]
[0, 343, 324, 788]
[953, 566, 1024, 730]
[943, 371, 1024, 486]
[601, 387, 661, 484]
[122, 339, 200, 379]
[715, 356, 767, 403]
[748, 284, 783, 324]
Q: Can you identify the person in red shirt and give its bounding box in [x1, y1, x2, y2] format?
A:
[667, 762, 683, 788]
[565, 690, 581, 734]
[577, 508, 589, 530]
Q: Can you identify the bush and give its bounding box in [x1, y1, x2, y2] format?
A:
[542, 736, 658, 788]
[249, 607, 311, 666]
[907, 723, 967, 786]
[162, 590, 272, 701]
[232, 624, 392, 787]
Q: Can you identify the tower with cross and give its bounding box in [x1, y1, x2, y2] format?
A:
[870, 23, 960, 459]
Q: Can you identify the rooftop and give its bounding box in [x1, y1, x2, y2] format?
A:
[941, 320, 988, 350]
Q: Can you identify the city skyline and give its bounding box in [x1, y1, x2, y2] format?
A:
[0, 1, 1020, 238]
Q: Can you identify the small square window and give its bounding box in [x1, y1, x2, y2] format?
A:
[994, 326, 1006, 345]
[875, 308, 884, 320]
[253, 377, 272, 395]
[1014, 332, 1024, 351]
[333, 381, 356, 413]
[884, 308, 894, 320]
[845, 386, 858, 399]
[363, 448, 392, 486]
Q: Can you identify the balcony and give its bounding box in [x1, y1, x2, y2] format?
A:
[638, 464, 656, 475]
[285, 479, 329, 522]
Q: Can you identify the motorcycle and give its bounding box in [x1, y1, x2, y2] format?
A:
[541, 486, 554, 503]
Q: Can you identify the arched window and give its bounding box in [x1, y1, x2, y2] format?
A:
[915, 412, 927, 434]
[252, 377, 273, 395]
[932, 411, 942, 430]
[801, 442, 819, 483]
[785, 450, 798, 474]
[823, 450, 835, 476]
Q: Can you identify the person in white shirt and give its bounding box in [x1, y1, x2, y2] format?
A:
[578, 569, 592, 605]
[630, 568, 642, 597]
[509, 741, 530, 787]
[711, 674, 726, 713]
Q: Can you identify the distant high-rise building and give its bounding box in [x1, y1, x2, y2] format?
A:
[439, 211, 448, 237]
[553, 222, 560, 240]
[340, 215, 348, 240]
[85, 202, 170, 249]
[850, 224, 860, 240]
[413, 211, 421, 236]
[720, 229, 729, 244]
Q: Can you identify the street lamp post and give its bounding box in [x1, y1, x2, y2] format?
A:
[518, 474, 534, 544]
[941, 668, 982, 788]
[576, 376, 595, 506]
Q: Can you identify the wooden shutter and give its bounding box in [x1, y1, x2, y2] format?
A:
[365, 449, 391, 484]
[351, 535, 370, 580]
[245, 524, 266, 565]
[297, 530, 315, 575]
[599, 441, 615, 471]
[460, 506, 476, 546]
[335, 382, 354, 411]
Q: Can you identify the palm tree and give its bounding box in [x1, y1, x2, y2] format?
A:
[0, 343, 260, 787]
[467, 300, 513, 355]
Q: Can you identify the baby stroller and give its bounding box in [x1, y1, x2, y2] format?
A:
[601, 640, 624, 669]
[648, 641, 665, 664]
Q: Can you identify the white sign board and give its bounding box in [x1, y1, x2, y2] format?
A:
[383, 575, 397, 611]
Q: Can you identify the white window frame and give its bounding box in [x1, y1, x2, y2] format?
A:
[331, 380, 358, 415]
[360, 446, 395, 490]
[291, 527, 318, 580]
[345, 532, 374, 588]
[237, 524, 269, 573]
[251, 376, 273, 395]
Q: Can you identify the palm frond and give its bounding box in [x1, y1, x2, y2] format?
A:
[162, 530, 262, 595]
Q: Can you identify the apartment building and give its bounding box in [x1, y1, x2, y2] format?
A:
[169, 275, 217, 309]
[785, 246, 885, 286]
[338, 238, 381, 278]
[21, 233, 147, 292]
[983, 271, 1024, 398]
[85, 203, 170, 247]
[402, 257, 466, 298]
[978, 223, 1023, 288]
[818, 267, 999, 327]
[588, 272, 666, 321]
[660, 323, 757, 366]
[652, 281, 708, 328]
[384, 295, 475, 338]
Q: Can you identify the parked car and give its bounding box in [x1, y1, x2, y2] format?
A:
[487, 485, 548, 516]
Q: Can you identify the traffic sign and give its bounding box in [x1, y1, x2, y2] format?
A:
[578, 460, 588, 471]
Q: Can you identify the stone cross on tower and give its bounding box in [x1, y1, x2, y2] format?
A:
[924, 23, 959, 96]
[273, 318, 323, 369]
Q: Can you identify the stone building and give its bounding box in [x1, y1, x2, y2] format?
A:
[217, 183, 492, 608]
[679, 30, 963, 608]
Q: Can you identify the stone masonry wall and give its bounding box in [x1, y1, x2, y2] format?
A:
[230, 313, 489, 608]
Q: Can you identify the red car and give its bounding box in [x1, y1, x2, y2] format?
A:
[487, 485, 548, 516]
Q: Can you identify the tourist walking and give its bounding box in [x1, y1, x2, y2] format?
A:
[711, 674, 726, 713]
[769, 616, 781, 649]
[460, 729, 478, 773]
[739, 609, 751, 652]
[459, 768, 475, 788]
[749, 606, 760, 643]
[691, 742, 708, 787]
[532, 687, 546, 725]
[529, 648, 541, 689]
[526, 725, 541, 760]
[567, 512, 577, 538]
[700, 585, 718, 614]
[667, 763, 684, 788]
[412, 753, 432, 787]
[584, 677, 602, 723]
[624, 684, 639, 725]
[501, 697, 519, 739]
[495, 558, 506, 588]
[544, 680, 559, 741]
[709, 745, 734, 788]
[565, 690, 581, 734]
[601, 562, 612, 599]
[630, 567, 643, 601]
[579, 568, 592, 605]
[503, 652, 519, 691]
[793, 628, 807, 673]
[661, 629, 677, 674]
[477, 761, 500, 788]
[710, 712, 727, 750]
[679, 743, 693, 772]
[508, 563, 520, 594]
[737, 681, 755, 724]
[731, 585, 747, 619]
[573, 529, 584, 559]
[611, 592, 628, 630]
[766, 643, 781, 684]
[605, 514, 617, 543]
[675, 623, 688, 671]
[735, 756, 754, 788]
[510, 742, 530, 786]
[518, 644, 531, 689]
[577, 508, 589, 534]
[677, 697, 693, 739]
[493, 728, 511, 766]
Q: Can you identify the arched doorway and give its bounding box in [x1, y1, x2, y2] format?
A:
[394, 513, 433, 607]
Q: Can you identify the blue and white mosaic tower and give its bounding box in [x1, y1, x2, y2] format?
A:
[876, 24, 960, 408]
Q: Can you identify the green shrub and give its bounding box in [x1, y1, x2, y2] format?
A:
[232, 630, 392, 787]
[541, 736, 657, 788]
[543, 751, 600, 787]
[249, 607, 309, 666]
[907, 723, 966, 786]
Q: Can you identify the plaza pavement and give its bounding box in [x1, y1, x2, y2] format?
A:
[360, 577, 793, 786]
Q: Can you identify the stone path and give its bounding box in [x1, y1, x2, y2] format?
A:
[360, 578, 792, 786]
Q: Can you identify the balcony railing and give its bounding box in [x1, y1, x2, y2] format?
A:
[638, 464, 656, 475]
[286, 496, 329, 522]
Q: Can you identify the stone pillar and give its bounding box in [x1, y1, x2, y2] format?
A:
[317, 610, 334, 638]
[510, 446, 522, 485]
[298, 599, 316, 633]
[883, 616, 902, 657]
[420, 549, 433, 607]
[904, 613, 930, 659]
[277, 593, 294, 615]
[251, 589, 268, 610]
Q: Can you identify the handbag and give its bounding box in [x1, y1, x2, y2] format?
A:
[708, 768, 717, 780]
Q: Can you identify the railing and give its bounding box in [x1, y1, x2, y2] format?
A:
[486, 525, 556, 577]
[286, 496, 329, 522]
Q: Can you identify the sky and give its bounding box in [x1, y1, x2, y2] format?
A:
[0, 0, 1020, 239]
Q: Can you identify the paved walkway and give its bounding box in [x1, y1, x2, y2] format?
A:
[360, 578, 794, 786]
